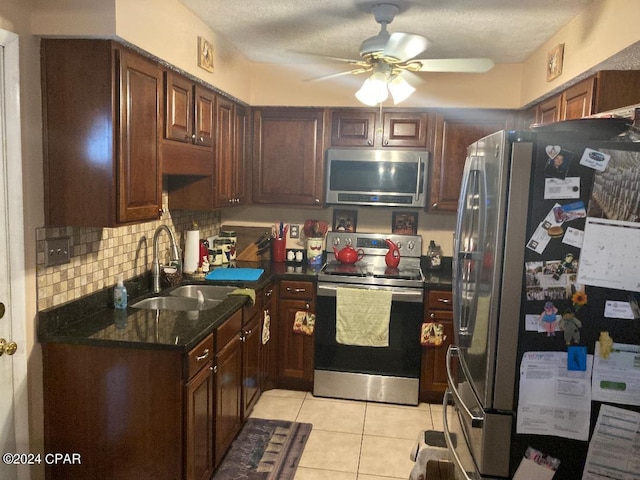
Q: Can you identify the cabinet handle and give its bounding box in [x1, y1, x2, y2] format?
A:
[438, 298, 451, 304]
[286, 287, 307, 293]
[213, 365, 218, 374]
[199, 136, 204, 142]
[314, 198, 321, 205]
[265, 290, 272, 297]
[196, 348, 210, 361]
[432, 202, 439, 209]
[383, 139, 389, 145]
[368, 140, 373, 146]
[430, 313, 435, 319]
[305, 303, 310, 310]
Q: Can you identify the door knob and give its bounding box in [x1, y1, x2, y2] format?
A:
[0, 338, 17, 356]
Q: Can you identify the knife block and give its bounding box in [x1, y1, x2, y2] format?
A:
[236, 243, 261, 261]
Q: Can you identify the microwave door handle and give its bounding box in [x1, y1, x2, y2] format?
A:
[414, 158, 422, 201]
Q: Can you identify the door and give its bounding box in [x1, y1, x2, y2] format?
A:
[0, 30, 28, 480]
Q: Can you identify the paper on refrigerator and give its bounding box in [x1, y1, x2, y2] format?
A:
[517, 351, 592, 441]
[582, 404, 640, 480]
[592, 341, 640, 406]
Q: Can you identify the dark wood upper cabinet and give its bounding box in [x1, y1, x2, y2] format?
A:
[536, 71, 640, 124]
[215, 96, 235, 207]
[161, 71, 215, 176]
[381, 111, 429, 148]
[252, 108, 326, 206]
[330, 109, 428, 148]
[429, 109, 511, 212]
[331, 109, 376, 146]
[41, 39, 162, 227]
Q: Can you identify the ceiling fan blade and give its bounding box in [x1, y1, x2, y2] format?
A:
[383, 32, 428, 62]
[288, 50, 368, 66]
[306, 67, 370, 82]
[411, 58, 495, 73]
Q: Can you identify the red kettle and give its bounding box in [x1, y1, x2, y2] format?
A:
[333, 244, 364, 264]
[385, 239, 400, 268]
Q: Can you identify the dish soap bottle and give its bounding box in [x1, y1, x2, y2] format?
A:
[426, 240, 443, 270]
[114, 276, 128, 309]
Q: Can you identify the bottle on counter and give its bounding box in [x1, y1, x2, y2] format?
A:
[426, 240, 443, 270]
[114, 276, 128, 309]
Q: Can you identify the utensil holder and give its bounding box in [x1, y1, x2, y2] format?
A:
[271, 238, 286, 262]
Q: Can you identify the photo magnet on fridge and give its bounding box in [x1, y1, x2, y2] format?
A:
[544, 146, 574, 179]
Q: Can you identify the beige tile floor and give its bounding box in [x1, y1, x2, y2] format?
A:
[249, 389, 444, 480]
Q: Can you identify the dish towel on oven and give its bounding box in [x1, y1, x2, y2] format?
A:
[336, 286, 392, 347]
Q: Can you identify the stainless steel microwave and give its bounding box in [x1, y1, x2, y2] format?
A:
[325, 148, 430, 208]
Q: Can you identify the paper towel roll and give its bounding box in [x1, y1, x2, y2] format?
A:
[183, 229, 200, 273]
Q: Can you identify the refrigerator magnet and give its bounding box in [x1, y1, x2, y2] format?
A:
[544, 147, 574, 179]
[544, 176, 580, 200]
[579, 147, 611, 172]
[567, 345, 587, 371]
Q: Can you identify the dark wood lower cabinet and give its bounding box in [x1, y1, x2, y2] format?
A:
[276, 280, 315, 391]
[420, 290, 454, 404]
[43, 343, 184, 480]
[185, 361, 215, 480]
[214, 313, 243, 466]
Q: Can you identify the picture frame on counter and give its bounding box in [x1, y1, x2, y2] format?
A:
[332, 209, 357, 232]
[392, 210, 418, 235]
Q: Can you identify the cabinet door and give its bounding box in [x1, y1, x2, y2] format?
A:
[242, 315, 261, 417]
[429, 110, 508, 212]
[185, 362, 214, 480]
[165, 71, 193, 143]
[561, 78, 595, 120]
[420, 290, 454, 403]
[261, 285, 276, 391]
[215, 97, 235, 206]
[382, 111, 428, 148]
[194, 85, 215, 148]
[253, 108, 325, 206]
[535, 95, 562, 124]
[215, 334, 243, 465]
[234, 105, 251, 205]
[278, 298, 314, 390]
[330, 109, 376, 147]
[117, 49, 162, 223]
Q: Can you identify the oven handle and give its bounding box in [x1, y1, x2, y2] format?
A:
[443, 390, 475, 480]
[317, 283, 423, 302]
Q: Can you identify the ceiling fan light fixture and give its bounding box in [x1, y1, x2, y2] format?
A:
[388, 74, 416, 104]
[355, 75, 389, 106]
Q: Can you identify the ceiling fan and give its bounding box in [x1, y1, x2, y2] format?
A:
[310, 3, 495, 105]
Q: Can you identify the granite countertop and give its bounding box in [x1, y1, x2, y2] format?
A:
[38, 257, 451, 352]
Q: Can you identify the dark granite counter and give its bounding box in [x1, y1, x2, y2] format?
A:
[38, 256, 451, 352]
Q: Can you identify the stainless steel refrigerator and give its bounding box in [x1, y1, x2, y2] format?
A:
[444, 119, 640, 479]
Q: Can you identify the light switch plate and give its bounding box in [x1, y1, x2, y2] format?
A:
[289, 224, 300, 239]
[45, 237, 71, 267]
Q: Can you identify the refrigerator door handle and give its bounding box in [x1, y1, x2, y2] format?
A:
[446, 345, 484, 428]
[443, 390, 476, 480]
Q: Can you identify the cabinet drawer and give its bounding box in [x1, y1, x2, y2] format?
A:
[186, 334, 214, 379]
[427, 290, 453, 310]
[279, 280, 314, 300]
[216, 309, 242, 349]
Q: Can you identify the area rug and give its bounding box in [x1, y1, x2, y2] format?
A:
[213, 418, 312, 480]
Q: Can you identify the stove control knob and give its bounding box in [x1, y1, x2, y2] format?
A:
[407, 241, 415, 250]
[396, 241, 402, 249]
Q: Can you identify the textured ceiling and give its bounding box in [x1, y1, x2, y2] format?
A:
[179, 0, 595, 65]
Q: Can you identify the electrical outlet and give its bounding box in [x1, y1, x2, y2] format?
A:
[289, 224, 300, 239]
[44, 237, 71, 267]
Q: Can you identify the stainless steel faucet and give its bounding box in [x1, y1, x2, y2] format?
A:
[152, 225, 181, 293]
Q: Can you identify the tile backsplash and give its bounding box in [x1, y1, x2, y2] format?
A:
[36, 192, 222, 311]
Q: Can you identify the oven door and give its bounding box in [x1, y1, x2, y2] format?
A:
[314, 283, 423, 405]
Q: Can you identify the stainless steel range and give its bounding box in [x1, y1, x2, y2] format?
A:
[314, 232, 424, 405]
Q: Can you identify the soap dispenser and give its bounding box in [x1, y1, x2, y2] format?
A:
[426, 240, 443, 270]
[114, 276, 128, 309]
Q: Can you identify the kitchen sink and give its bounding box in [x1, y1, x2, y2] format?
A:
[169, 285, 237, 301]
[131, 296, 222, 312]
